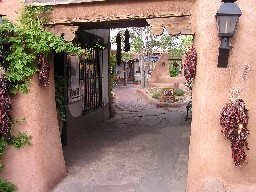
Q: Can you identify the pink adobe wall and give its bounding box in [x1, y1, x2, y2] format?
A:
[0, 0, 23, 22]
[0, 58, 66, 191]
[0, 2, 66, 191]
[187, 0, 256, 191]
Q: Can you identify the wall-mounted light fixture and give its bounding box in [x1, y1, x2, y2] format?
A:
[216, 0, 242, 68]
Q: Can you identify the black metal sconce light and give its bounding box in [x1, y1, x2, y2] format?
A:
[0, 14, 4, 24]
[216, 0, 242, 68]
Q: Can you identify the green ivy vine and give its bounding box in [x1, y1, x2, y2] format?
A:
[0, 5, 86, 94]
[0, 5, 88, 191]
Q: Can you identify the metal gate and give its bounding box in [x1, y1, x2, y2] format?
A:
[80, 47, 103, 114]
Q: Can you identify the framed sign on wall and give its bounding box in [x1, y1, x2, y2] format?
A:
[67, 54, 81, 103]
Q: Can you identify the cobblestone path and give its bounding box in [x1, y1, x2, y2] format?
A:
[53, 84, 191, 192]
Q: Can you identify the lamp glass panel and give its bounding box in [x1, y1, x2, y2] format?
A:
[217, 15, 239, 36]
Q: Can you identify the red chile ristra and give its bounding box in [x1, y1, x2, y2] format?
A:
[38, 54, 50, 86]
[220, 98, 250, 167]
[184, 47, 197, 82]
[0, 68, 12, 138]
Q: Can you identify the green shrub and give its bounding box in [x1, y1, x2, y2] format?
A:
[170, 67, 179, 77]
[169, 61, 180, 77]
[152, 90, 162, 99]
[0, 179, 17, 192]
[174, 88, 185, 96]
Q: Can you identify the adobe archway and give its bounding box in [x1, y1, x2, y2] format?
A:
[1, 0, 256, 191]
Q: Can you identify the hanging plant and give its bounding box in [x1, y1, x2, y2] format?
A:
[0, 67, 12, 138]
[0, 5, 89, 189]
[220, 98, 250, 167]
[183, 47, 197, 90]
[220, 64, 251, 167]
[0, 5, 86, 94]
[38, 54, 50, 86]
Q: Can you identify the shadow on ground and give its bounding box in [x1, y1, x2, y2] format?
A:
[53, 84, 191, 192]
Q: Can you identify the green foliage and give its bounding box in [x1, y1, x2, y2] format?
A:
[174, 88, 185, 96]
[0, 5, 85, 94]
[55, 75, 66, 121]
[122, 52, 132, 62]
[169, 35, 193, 58]
[170, 67, 179, 77]
[11, 132, 32, 149]
[0, 179, 17, 192]
[169, 62, 179, 77]
[152, 90, 162, 99]
[110, 53, 117, 74]
[0, 138, 7, 171]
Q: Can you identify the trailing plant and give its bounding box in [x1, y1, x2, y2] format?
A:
[0, 67, 32, 189]
[173, 88, 184, 96]
[0, 5, 88, 189]
[55, 75, 66, 121]
[0, 179, 17, 192]
[0, 5, 86, 94]
[183, 47, 197, 90]
[10, 132, 32, 149]
[0, 138, 7, 171]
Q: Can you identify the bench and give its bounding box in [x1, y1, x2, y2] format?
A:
[185, 101, 192, 121]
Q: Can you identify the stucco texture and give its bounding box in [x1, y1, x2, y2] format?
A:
[0, 0, 23, 22]
[0, 61, 66, 191]
[48, 0, 194, 24]
[187, 0, 256, 191]
[148, 53, 186, 87]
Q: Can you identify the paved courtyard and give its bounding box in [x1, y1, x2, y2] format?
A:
[53, 84, 191, 192]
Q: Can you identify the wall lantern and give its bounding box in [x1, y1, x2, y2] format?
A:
[0, 14, 4, 24]
[216, 0, 242, 68]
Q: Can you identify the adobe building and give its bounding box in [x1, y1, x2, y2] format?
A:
[1, 0, 256, 191]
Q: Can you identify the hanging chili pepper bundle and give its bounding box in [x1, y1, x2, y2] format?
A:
[38, 54, 50, 86]
[184, 47, 197, 82]
[0, 67, 12, 138]
[220, 98, 250, 167]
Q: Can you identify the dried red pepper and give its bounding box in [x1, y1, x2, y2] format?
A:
[220, 98, 250, 167]
[0, 68, 12, 138]
[184, 47, 197, 82]
[38, 54, 50, 86]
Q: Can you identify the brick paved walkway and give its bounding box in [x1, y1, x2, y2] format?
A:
[53, 84, 191, 192]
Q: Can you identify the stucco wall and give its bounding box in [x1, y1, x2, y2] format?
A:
[48, 0, 194, 24]
[0, 61, 66, 192]
[0, 1, 66, 191]
[0, 0, 23, 22]
[187, 0, 256, 191]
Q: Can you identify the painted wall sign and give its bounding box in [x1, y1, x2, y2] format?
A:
[67, 55, 81, 103]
